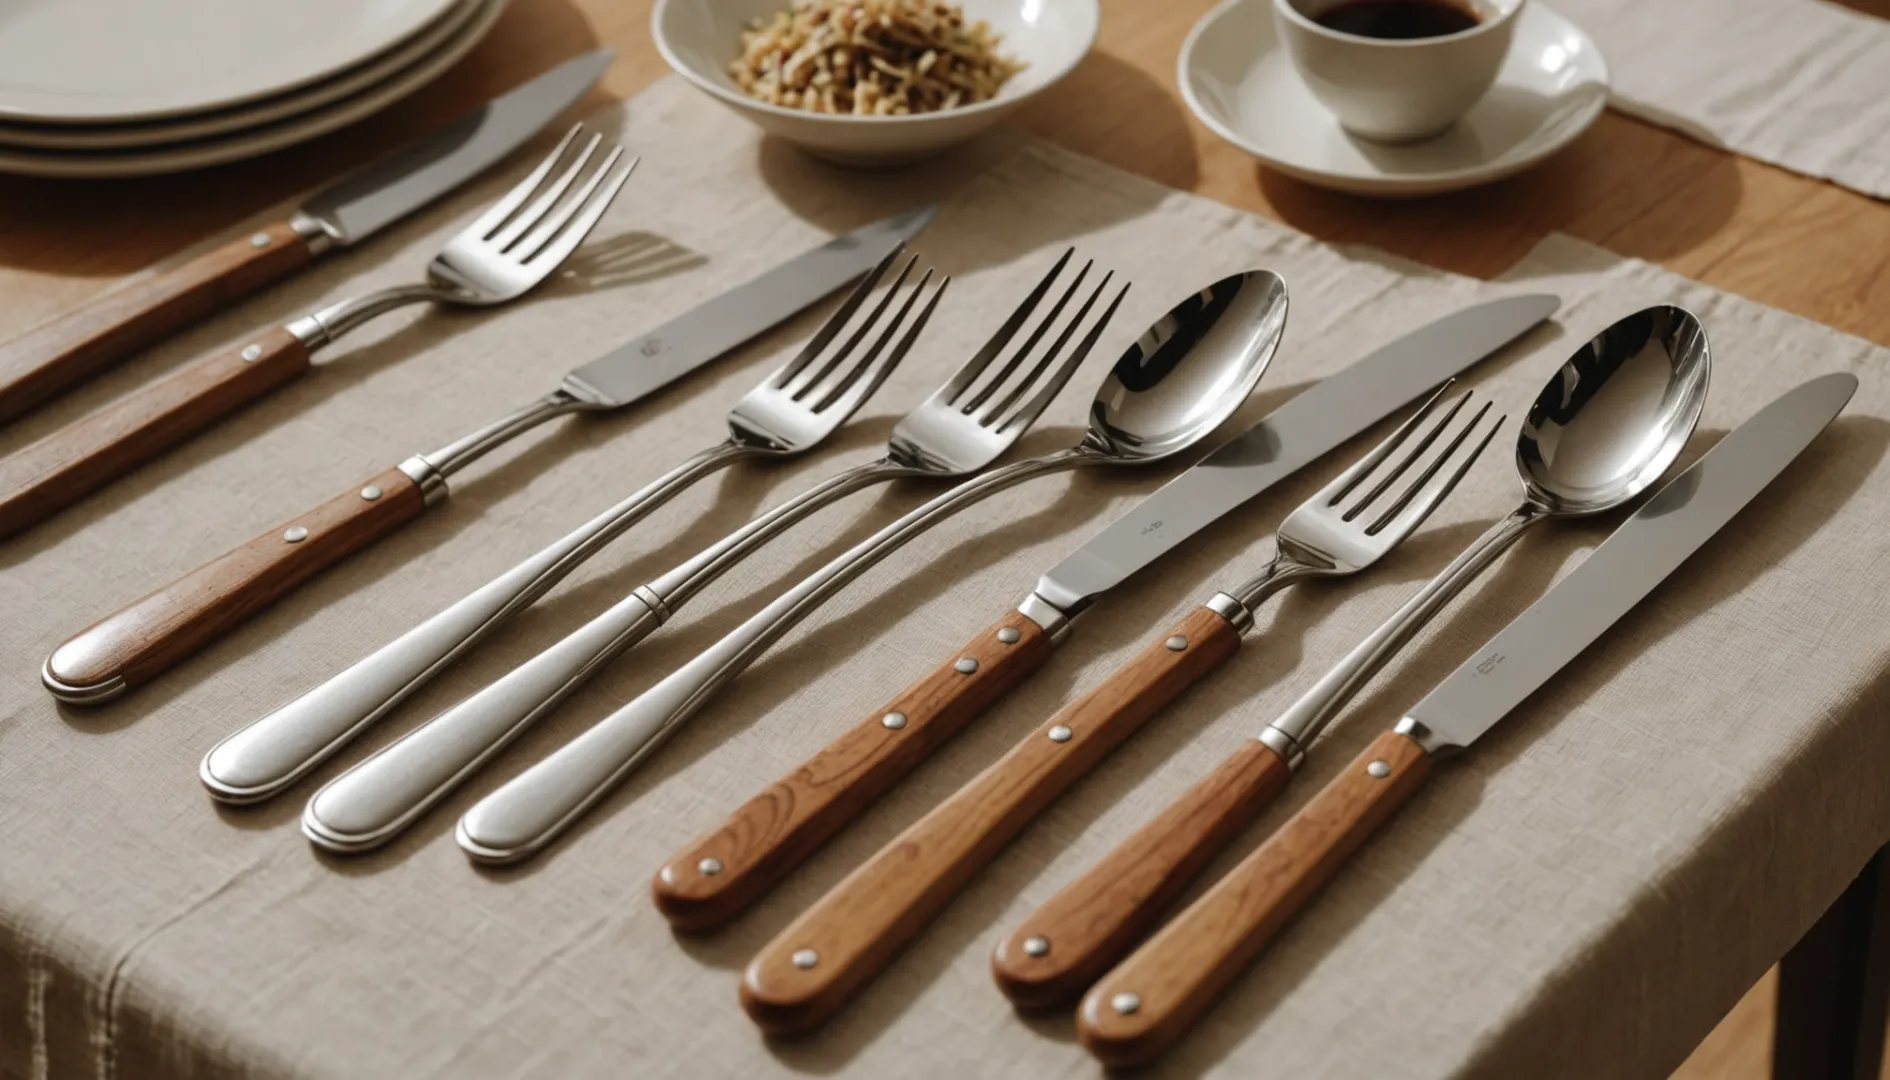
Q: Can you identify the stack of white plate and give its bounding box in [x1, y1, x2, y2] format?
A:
[0, 0, 508, 178]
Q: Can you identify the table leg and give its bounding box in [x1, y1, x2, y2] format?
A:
[1774, 842, 1890, 1080]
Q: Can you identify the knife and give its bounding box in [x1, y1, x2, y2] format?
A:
[1076, 372, 1859, 1068]
[649, 293, 1561, 930]
[0, 51, 611, 426]
[42, 205, 938, 705]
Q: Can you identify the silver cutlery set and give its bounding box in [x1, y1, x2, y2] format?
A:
[0, 53, 1862, 1071]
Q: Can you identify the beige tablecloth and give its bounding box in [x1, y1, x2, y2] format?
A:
[3, 76, 1889, 1079]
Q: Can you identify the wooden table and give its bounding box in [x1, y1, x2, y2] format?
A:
[2, 1, 1884, 1075]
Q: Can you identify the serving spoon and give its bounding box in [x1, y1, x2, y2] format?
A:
[453, 270, 1292, 864]
[995, 304, 1711, 1011]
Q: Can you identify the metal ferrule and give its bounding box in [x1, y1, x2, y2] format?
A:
[301, 283, 442, 345]
[396, 456, 449, 506]
[1016, 591, 1073, 643]
[632, 585, 672, 624]
[419, 390, 592, 480]
[1257, 726, 1306, 772]
[1394, 716, 1452, 756]
[288, 210, 339, 257]
[1205, 592, 1253, 633]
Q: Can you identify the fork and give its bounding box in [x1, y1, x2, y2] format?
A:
[452, 258, 1125, 865]
[0, 125, 633, 541]
[738, 385, 1501, 1035]
[200, 246, 932, 806]
[294, 256, 1116, 852]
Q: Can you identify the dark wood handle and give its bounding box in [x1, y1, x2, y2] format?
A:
[44, 465, 427, 701]
[0, 220, 313, 424]
[0, 325, 312, 539]
[653, 614, 1056, 931]
[992, 738, 1292, 1010]
[1076, 729, 1431, 1068]
[739, 606, 1242, 1035]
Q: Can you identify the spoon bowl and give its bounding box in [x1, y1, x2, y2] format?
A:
[1519, 304, 1710, 515]
[1086, 270, 1289, 462]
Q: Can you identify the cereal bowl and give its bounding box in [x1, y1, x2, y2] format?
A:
[652, 0, 1099, 166]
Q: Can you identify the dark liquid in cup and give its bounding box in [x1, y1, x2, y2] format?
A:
[1313, 0, 1483, 38]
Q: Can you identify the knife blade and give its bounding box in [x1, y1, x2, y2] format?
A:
[43, 205, 936, 705]
[648, 292, 1559, 930]
[1076, 372, 1858, 1068]
[0, 51, 611, 424]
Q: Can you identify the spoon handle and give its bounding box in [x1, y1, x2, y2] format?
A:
[1077, 729, 1430, 1068]
[739, 606, 1243, 1036]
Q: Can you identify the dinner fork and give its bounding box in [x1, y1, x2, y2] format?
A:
[200, 245, 931, 805]
[740, 385, 1501, 1034]
[300, 251, 1106, 852]
[0, 125, 634, 540]
[453, 259, 1125, 864]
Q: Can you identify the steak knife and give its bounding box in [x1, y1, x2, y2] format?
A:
[650, 292, 1560, 930]
[42, 206, 936, 705]
[0, 51, 611, 425]
[1076, 372, 1859, 1068]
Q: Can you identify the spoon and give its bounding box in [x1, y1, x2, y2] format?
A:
[453, 270, 1292, 865]
[994, 304, 1710, 1010]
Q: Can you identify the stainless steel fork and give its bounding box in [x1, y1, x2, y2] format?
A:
[201, 245, 930, 805]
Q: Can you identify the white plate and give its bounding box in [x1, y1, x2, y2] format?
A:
[653, 0, 1097, 167]
[0, 0, 486, 150]
[0, 0, 507, 178]
[0, 0, 463, 124]
[1179, 0, 1610, 197]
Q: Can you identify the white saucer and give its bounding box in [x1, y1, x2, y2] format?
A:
[1178, 0, 1609, 198]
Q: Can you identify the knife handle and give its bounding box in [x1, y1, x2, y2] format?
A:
[740, 607, 1241, 1035]
[43, 464, 428, 703]
[1077, 729, 1431, 1068]
[0, 326, 312, 540]
[652, 613, 1056, 931]
[991, 738, 1291, 1010]
[0, 220, 314, 424]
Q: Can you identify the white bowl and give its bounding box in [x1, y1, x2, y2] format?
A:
[652, 0, 1098, 166]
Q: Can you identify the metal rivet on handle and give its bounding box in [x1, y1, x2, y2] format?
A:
[1367, 760, 1391, 779]
[1023, 935, 1050, 958]
[240, 344, 263, 362]
[1048, 725, 1073, 743]
[1165, 636, 1189, 652]
[1111, 992, 1141, 1016]
[954, 657, 978, 674]
[249, 232, 272, 248]
[282, 526, 308, 543]
[791, 949, 818, 970]
[697, 857, 723, 876]
[997, 627, 1021, 645]
[882, 712, 907, 731]
[360, 485, 382, 501]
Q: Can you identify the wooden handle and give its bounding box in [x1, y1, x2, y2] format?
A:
[0, 220, 313, 424]
[1076, 729, 1431, 1068]
[653, 614, 1055, 931]
[740, 606, 1242, 1035]
[992, 738, 1292, 1010]
[43, 465, 427, 701]
[0, 326, 312, 539]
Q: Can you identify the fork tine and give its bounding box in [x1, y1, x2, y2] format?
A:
[464, 126, 582, 238]
[1367, 404, 1502, 536]
[489, 131, 601, 250]
[807, 266, 933, 409]
[962, 260, 1092, 415]
[1341, 389, 1472, 521]
[512, 145, 634, 263]
[1316, 379, 1457, 509]
[771, 243, 906, 389]
[995, 278, 1128, 435]
[789, 254, 919, 400]
[939, 248, 1075, 406]
[812, 273, 949, 415]
[515, 155, 637, 272]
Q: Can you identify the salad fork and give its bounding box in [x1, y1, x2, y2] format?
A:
[300, 251, 1108, 851]
[0, 124, 635, 541]
[201, 244, 930, 805]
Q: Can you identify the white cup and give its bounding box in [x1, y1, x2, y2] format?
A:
[1273, 0, 1525, 143]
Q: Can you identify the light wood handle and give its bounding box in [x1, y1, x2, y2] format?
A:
[1076, 729, 1431, 1068]
[992, 738, 1292, 1010]
[653, 614, 1055, 931]
[740, 606, 1242, 1035]
[44, 465, 427, 701]
[0, 221, 313, 424]
[0, 325, 311, 539]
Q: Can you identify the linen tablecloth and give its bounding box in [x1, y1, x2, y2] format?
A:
[2, 76, 1888, 1078]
